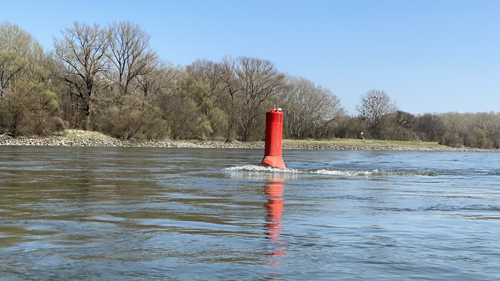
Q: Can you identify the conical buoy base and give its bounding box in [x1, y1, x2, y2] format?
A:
[261, 155, 286, 170]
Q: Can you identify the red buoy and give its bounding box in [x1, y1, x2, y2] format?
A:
[261, 109, 286, 169]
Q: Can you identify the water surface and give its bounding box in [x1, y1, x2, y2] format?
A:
[0, 147, 499, 280]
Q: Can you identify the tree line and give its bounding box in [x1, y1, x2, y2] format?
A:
[0, 21, 498, 148]
[354, 90, 500, 148]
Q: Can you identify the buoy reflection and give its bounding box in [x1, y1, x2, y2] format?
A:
[264, 178, 287, 267]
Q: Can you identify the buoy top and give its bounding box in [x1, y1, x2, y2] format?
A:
[267, 109, 283, 123]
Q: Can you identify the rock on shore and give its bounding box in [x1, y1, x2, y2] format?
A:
[0, 135, 497, 152]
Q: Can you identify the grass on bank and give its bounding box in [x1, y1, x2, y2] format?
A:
[186, 137, 442, 147]
[283, 138, 443, 147]
[57, 129, 115, 140]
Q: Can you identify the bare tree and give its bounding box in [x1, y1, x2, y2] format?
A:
[473, 112, 498, 136]
[355, 89, 397, 138]
[53, 21, 109, 130]
[107, 21, 157, 97]
[231, 56, 287, 141]
[137, 59, 180, 101]
[281, 76, 344, 139]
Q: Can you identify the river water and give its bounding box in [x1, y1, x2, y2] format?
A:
[0, 146, 499, 280]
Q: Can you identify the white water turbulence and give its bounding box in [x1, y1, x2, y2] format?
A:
[223, 164, 437, 177]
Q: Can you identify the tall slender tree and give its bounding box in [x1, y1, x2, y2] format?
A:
[107, 21, 157, 97]
[53, 21, 109, 129]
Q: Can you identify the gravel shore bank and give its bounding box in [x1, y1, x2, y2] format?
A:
[0, 135, 498, 152]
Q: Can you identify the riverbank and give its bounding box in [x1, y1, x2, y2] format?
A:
[0, 135, 498, 152]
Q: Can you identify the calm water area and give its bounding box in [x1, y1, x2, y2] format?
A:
[0, 146, 499, 280]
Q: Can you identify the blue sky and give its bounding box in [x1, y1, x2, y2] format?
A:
[1, 0, 498, 114]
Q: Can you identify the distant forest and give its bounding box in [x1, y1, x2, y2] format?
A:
[1, 21, 499, 148]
